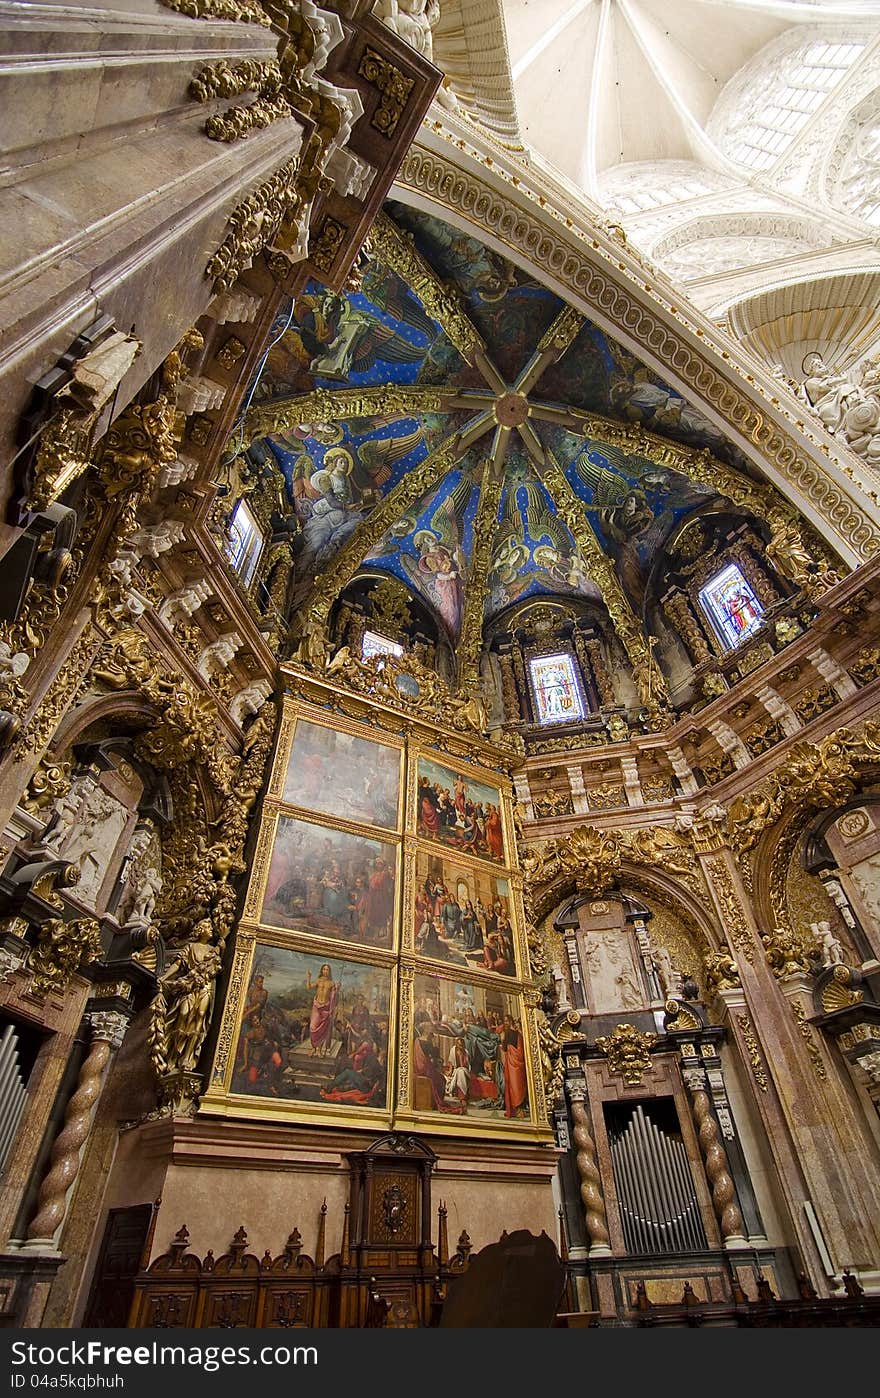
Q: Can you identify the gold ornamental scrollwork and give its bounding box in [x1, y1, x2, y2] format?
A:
[522, 821, 704, 917]
[28, 916, 103, 998]
[703, 946, 741, 998]
[207, 158, 302, 293]
[210, 932, 256, 1087]
[735, 1013, 768, 1093]
[762, 925, 818, 979]
[705, 857, 754, 963]
[596, 1023, 657, 1087]
[791, 1001, 827, 1081]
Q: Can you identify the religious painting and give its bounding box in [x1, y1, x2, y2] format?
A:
[415, 755, 506, 865]
[698, 562, 765, 651]
[229, 944, 392, 1111]
[529, 652, 586, 726]
[261, 814, 398, 949]
[486, 453, 602, 619]
[410, 974, 529, 1122]
[412, 849, 517, 978]
[281, 716, 402, 831]
[365, 468, 478, 640]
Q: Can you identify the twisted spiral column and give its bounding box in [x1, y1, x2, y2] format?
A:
[24, 1011, 127, 1251]
[685, 1069, 746, 1247]
[569, 1094, 611, 1255]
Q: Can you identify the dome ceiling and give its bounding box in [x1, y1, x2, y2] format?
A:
[240, 204, 762, 646]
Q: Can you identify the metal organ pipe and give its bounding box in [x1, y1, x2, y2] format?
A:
[609, 1103, 708, 1256]
[611, 1119, 649, 1253]
[651, 1111, 690, 1252]
[640, 1106, 684, 1252]
[630, 1105, 670, 1253]
[669, 1132, 707, 1251]
[0, 1024, 27, 1175]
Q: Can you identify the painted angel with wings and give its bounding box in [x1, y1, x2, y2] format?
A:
[400, 477, 472, 635]
[359, 262, 439, 342]
[308, 292, 428, 381]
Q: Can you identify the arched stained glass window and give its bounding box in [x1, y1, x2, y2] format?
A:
[529, 653, 587, 726]
[698, 563, 765, 651]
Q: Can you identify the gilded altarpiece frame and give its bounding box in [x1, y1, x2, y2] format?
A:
[203, 684, 550, 1141]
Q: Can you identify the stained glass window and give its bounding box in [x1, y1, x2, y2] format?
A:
[529, 653, 586, 726]
[362, 630, 404, 661]
[698, 563, 765, 650]
[224, 500, 263, 586]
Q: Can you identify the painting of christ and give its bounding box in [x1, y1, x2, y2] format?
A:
[413, 850, 516, 978]
[416, 756, 507, 866]
[230, 945, 391, 1110]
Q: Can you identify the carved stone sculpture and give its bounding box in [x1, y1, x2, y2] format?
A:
[117, 823, 163, 927]
[799, 353, 880, 468]
[373, 0, 440, 60]
[812, 919, 845, 968]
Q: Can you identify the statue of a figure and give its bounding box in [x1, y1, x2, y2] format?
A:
[800, 352, 856, 432]
[42, 772, 99, 853]
[117, 823, 162, 926]
[799, 352, 880, 466]
[812, 919, 845, 968]
[151, 919, 222, 1078]
[374, 0, 440, 59]
[650, 944, 684, 1001]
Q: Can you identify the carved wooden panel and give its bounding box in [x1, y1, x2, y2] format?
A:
[367, 1171, 418, 1245]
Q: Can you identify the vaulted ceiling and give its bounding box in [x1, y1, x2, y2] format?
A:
[239, 204, 775, 648]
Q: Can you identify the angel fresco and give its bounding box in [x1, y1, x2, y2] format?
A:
[368, 475, 473, 636]
[386, 205, 520, 304]
[487, 468, 599, 613]
[359, 260, 439, 342]
[570, 446, 712, 604]
[309, 291, 427, 382]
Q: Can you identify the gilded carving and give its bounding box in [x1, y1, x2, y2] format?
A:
[705, 857, 754, 962]
[368, 212, 485, 363]
[28, 916, 103, 997]
[207, 158, 302, 292]
[763, 925, 818, 979]
[819, 964, 864, 1013]
[190, 58, 282, 103]
[309, 216, 348, 275]
[205, 95, 292, 143]
[727, 728, 862, 857]
[703, 947, 741, 997]
[148, 919, 224, 1082]
[158, 0, 270, 24]
[735, 1013, 768, 1092]
[595, 1023, 657, 1086]
[242, 383, 447, 455]
[357, 48, 414, 138]
[791, 1000, 827, 1080]
[457, 461, 503, 689]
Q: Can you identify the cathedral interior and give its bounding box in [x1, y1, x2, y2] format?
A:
[2, 0, 880, 1330]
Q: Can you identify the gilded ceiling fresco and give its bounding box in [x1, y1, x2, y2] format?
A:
[241, 205, 748, 636]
